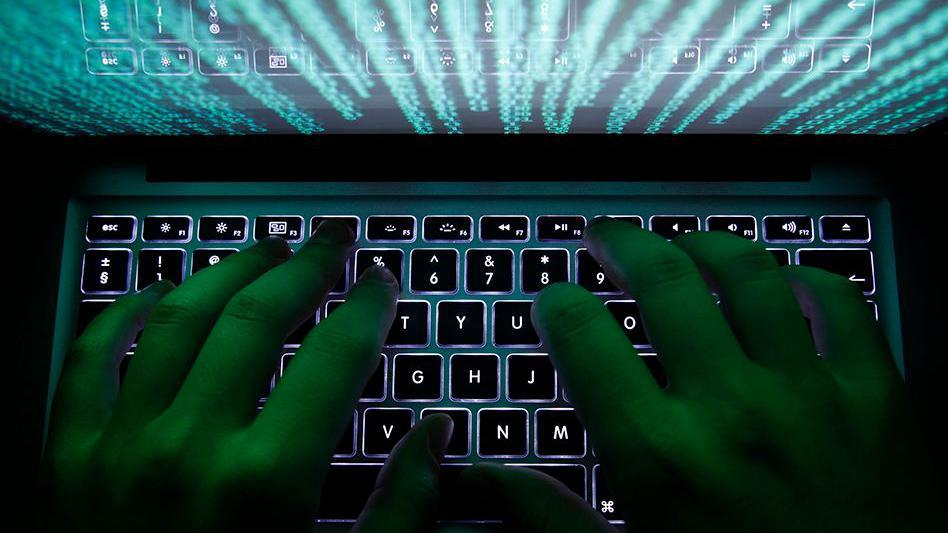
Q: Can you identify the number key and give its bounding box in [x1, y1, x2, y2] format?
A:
[466, 249, 514, 293]
[577, 249, 620, 294]
[136, 249, 186, 290]
[410, 249, 458, 293]
[521, 249, 569, 294]
[356, 249, 404, 286]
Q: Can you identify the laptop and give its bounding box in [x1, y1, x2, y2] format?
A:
[6, 0, 946, 527]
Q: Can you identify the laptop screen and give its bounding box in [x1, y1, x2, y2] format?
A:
[2, 1, 944, 134]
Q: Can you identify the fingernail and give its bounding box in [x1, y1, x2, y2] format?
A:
[258, 236, 292, 258]
[588, 215, 612, 229]
[358, 264, 399, 289]
[143, 279, 175, 297]
[426, 414, 454, 462]
[313, 219, 354, 245]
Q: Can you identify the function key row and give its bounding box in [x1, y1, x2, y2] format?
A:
[87, 215, 872, 244]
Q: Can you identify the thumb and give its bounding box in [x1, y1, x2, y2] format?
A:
[458, 463, 614, 532]
[352, 414, 454, 533]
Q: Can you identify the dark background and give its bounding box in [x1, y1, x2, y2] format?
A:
[11, 118, 946, 507]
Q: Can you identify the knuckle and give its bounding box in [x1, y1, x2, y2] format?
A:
[67, 335, 102, 362]
[223, 290, 283, 325]
[722, 245, 781, 280]
[536, 287, 606, 341]
[146, 296, 206, 330]
[314, 323, 379, 361]
[635, 248, 699, 294]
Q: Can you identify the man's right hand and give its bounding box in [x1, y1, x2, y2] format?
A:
[462, 218, 945, 532]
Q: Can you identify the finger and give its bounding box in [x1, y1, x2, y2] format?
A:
[673, 231, 820, 373]
[352, 414, 454, 533]
[173, 220, 354, 426]
[532, 282, 665, 460]
[110, 237, 291, 429]
[584, 217, 747, 391]
[253, 265, 398, 462]
[784, 266, 899, 384]
[49, 281, 174, 446]
[458, 463, 613, 533]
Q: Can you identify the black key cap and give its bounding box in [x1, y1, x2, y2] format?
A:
[797, 248, 875, 294]
[598, 215, 643, 227]
[480, 215, 529, 242]
[192, 248, 237, 273]
[86, 215, 136, 243]
[423, 215, 473, 242]
[77, 299, 113, 333]
[422, 408, 471, 457]
[316, 464, 382, 521]
[512, 464, 586, 499]
[507, 354, 557, 402]
[334, 411, 357, 457]
[593, 465, 623, 521]
[640, 353, 668, 388]
[311, 216, 361, 240]
[466, 249, 514, 293]
[142, 216, 191, 242]
[254, 215, 303, 242]
[366, 215, 416, 242]
[649, 215, 700, 239]
[363, 408, 414, 456]
[577, 248, 620, 294]
[136, 249, 185, 290]
[81, 249, 131, 294]
[521, 248, 569, 294]
[361, 354, 387, 401]
[324, 299, 346, 318]
[450, 353, 500, 401]
[763, 215, 813, 242]
[706, 215, 757, 240]
[493, 301, 540, 347]
[820, 215, 870, 242]
[356, 249, 404, 287]
[768, 248, 791, 266]
[537, 215, 586, 241]
[438, 464, 493, 521]
[437, 301, 486, 347]
[477, 408, 528, 457]
[284, 312, 317, 345]
[198, 216, 248, 242]
[393, 353, 443, 401]
[329, 260, 350, 294]
[119, 351, 134, 384]
[605, 300, 649, 346]
[535, 408, 586, 458]
[410, 249, 458, 293]
[385, 300, 430, 347]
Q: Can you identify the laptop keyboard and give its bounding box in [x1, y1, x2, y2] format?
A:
[77, 211, 879, 523]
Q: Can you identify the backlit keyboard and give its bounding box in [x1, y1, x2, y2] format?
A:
[76, 210, 880, 523]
